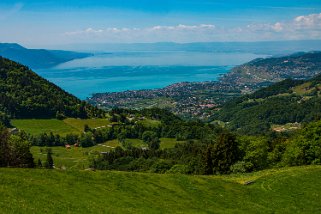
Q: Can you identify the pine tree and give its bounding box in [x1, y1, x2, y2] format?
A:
[37, 159, 43, 168]
[203, 145, 213, 175]
[212, 133, 240, 174]
[45, 148, 54, 169]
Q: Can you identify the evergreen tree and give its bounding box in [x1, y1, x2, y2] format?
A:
[212, 133, 240, 174]
[203, 145, 213, 175]
[45, 148, 54, 169]
[37, 159, 43, 168]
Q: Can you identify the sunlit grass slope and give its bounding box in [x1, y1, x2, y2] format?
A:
[0, 166, 321, 213]
[11, 119, 79, 135]
[11, 118, 110, 135]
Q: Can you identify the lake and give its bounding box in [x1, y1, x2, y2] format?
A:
[36, 51, 266, 99]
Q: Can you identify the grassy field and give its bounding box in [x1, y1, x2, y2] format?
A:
[31, 138, 182, 169]
[11, 119, 79, 135]
[12, 118, 110, 135]
[0, 166, 321, 213]
[137, 118, 161, 128]
[63, 118, 110, 132]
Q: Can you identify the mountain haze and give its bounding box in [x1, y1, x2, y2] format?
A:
[0, 43, 91, 69]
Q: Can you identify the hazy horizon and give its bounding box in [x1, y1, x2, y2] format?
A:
[1, 0, 321, 47]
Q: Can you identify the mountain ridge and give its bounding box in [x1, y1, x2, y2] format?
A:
[0, 43, 91, 69]
[0, 57, 104, 122]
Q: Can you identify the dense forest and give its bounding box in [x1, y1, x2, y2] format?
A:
[0, 57, 104, 121]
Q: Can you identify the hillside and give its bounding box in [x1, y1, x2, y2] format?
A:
[0, 166, 321, 213]
[0, 43, 90, 69]
[213, 74, 321, 134]
[221, 51, 321, 87]
[0, 57, 104, 121]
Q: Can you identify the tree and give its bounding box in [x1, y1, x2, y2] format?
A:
[0, 124, 34, 168]
[37, 159, 43, 168]
[142, 131, 160, 150]
[0, 123, 10, 166]
[80, 133, 94, 148]
[212, 133, 240, 174]
[0, 112, 10, 127]
[242, 137, 268, 171]
[203, 145, 213, 175]
[45, 148, 54, 169]
[282, 120, 321, 166]
[84, 124, 91, 132]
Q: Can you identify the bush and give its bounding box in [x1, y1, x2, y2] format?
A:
[166, 164, 190, 174]
[230, 161, 249, 174]
[282, 121, 321, 166]
[150, 160, 173, 173]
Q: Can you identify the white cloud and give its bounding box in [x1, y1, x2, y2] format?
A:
[294, 13, 321, 29]
[63, 13, 321, 43]
[64, 24, 217, 43]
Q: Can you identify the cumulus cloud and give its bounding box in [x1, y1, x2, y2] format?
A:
[244, 13, 321, 40]
[294, 13, 321, 29]
[63, 13, 321, 43]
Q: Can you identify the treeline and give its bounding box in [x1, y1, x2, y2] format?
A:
[90, 120, 321, 175]
[29, 108, 223, 148]
[0, 57, 105, 121]
[0, 124, 34, 168]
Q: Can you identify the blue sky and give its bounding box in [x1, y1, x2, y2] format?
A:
[0, 0, 321, 47]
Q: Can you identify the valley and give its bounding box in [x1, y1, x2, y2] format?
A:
[2, 1, 321, 213]
[1, 43, 321, 214]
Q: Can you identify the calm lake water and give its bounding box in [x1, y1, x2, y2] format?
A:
[36, 51, 266, 99]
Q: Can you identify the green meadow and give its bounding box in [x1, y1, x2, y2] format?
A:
[11, 118, 110, 135]
[1, 166, 321, 213]
[11, 119, 79, 135]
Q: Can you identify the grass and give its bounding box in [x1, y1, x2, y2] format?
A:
[31, 138, 182, 170]
[137, 118, 161, 128]
[292, 82, 312, 95]
[0, 165, 321, 213]
[63, 118, 110, 132]
[125, 138, 183, 149]
[11, 119, 79, 136]
[12, 118, 110, 136]
[160, 138, 184, 149]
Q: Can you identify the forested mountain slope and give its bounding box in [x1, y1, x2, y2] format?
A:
[221, 51, 321, 87]
[213, 75, 321, 134]
[0, 57, 104, 121]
